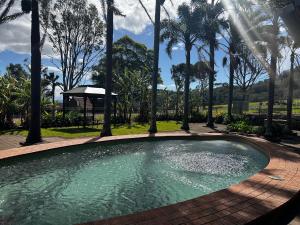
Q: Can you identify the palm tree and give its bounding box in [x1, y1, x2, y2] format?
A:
[223, 19, 241, 122]
[101, 0, 114, 137]
[0, 0, 25, 24]
[44, 72, 60, 121]
[24, 0, 42, 144]
[286, 43, 297, 131]
[160, 3, 203, 131]
[262, 14, 281, 137]
[193, 0, 227, 127]
[148, 0, 165, 134]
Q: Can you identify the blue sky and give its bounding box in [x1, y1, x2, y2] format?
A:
[0, 25, 228, 89]
[0, 0, 232, 101]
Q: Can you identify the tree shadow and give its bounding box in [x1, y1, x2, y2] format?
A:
[51, 127, 100, 134]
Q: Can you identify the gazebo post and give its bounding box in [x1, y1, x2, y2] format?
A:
[92, 98, 95, 124]
[114, 97, 117, 124]
[83, 96, 87, 128]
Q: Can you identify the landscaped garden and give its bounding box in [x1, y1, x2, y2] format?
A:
[1, 0, 300, 224]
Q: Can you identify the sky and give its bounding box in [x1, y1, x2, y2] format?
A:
[1, 0, 291, 100]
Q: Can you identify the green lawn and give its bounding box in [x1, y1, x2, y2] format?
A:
[0, 121, 181, 138]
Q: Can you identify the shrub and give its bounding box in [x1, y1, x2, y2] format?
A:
[214, 112, 226, 124]
[227, 121, 253, 134]
[190, 112, 207, 123]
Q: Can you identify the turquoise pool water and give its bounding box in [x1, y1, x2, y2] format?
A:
[0, 139, 268, 225]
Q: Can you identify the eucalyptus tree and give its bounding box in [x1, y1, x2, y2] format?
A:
[161, 3, 203, 131]
[171, 64, 185, 117]
[45, 0, 104, 118]
[234, 46, 265, 113]
[193, 0, 227, 127]
[193, 61, 210, 111]
[0, 0, 25, 24]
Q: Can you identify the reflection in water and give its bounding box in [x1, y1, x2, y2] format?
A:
[0, 140, 268, 225]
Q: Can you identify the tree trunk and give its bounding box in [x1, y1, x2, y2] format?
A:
[101, 0, 114, 137]
[228, 43, 234, 121]
[52, 86, 55, 121]
[175, 90, 179, 118]
[265, 54, 276, 136]
[149, 0, 161, 134]
[265, 16, 279, 137]
[182, 46, 191, 131]
[26, 0, 42, 144]
[207, 40, 215, 127]
[287, 46, 295, 131]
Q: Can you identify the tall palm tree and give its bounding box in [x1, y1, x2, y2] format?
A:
[263, 14, 281, 137]
[0, 0, 24, 24]
[223, 20, 240, 121]
[286, 43, 297, 131]
[160, 3, 203, 131]
[23, 0, 42, 144]
[148, 0, 165, 134]
[101, 0, 114, 137]
[193, 0, 227, 127]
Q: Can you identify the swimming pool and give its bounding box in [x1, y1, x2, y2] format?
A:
[0, 139, 268, 225]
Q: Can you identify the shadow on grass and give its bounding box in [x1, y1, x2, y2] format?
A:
[0, 129, 24, 135]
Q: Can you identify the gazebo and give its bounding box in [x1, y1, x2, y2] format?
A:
[62, 86, 118, 127]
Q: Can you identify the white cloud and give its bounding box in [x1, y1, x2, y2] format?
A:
[0, 0, 189, 56]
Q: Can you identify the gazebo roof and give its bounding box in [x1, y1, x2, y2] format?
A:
[62, 86, 117, 98]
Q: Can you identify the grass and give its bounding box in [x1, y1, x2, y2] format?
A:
[0, 121, 181, 138]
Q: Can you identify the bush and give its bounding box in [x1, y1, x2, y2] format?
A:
[41, 111, 83, 128]
[214, 112, 226, 124]
[227, 121, 253, 134]
[190, 112, 207, 123]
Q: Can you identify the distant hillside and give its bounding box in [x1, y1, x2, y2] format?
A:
[213, 67, 300, 105]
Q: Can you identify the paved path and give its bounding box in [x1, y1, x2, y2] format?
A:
[0, 135, 66, 150]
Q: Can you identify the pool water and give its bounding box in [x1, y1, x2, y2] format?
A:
[0, 139, 268, 225]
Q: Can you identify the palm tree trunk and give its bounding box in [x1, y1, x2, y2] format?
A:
[101, 0, 114, 137]
[26, 0, 42, 144]
[207, 40, 215, 127]
[228, 43, 234, 121]
[182, 46, 191, 131]
[265, 54, 276, 136]
[287, 46, 295, 131]
[265, 16, 279, 137]
[149, 0, 162, 133]
[52, 85, 55, 121]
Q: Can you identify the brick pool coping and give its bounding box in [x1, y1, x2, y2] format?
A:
[1, 132, 300, 225]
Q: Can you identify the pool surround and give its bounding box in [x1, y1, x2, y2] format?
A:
[0, 132, 299, 225]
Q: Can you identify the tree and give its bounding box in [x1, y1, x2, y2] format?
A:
[93, 36, 155, 123]
[161, 3, 203, 131]
[286, 42, 298, 131]
[45, 0, 104, 114]
[171, 64, 185, 117]
[194, 0, 227, 127]
[234, 45, 265, 113]
[148, 0, 165, 134]
[0, 0, 25, 24]
[101, 0, 114, 136]
[44, 72, 60, 120]
[222, 16, 241, 121]
[193, 61, 210, 111]
[23, 0, 42, 144]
